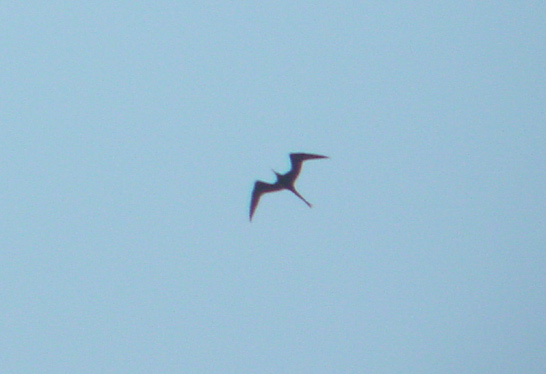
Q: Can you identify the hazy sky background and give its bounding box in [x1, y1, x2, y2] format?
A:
[2, 2, 545, 373]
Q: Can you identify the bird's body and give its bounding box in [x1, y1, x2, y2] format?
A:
[249, 153, 328, 221]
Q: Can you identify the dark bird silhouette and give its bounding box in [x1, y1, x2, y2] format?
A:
[249, 153, 328, 221]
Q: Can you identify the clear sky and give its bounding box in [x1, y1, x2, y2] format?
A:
[2, 2, 545, 373]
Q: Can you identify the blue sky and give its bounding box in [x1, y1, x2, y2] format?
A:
[2, 2, 545, 373]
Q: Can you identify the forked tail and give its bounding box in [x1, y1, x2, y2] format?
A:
[290, 188, 312, 208]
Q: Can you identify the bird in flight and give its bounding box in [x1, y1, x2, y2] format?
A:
[249, 153, 328, 221]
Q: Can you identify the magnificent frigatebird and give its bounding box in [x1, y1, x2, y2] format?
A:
[249, 153, 328, 221]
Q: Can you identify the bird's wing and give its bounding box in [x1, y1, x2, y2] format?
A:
[249, 181, 283, 221]
[286, 153, 329, 181]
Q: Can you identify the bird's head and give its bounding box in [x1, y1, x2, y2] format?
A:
[272, 169, 281, 179]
